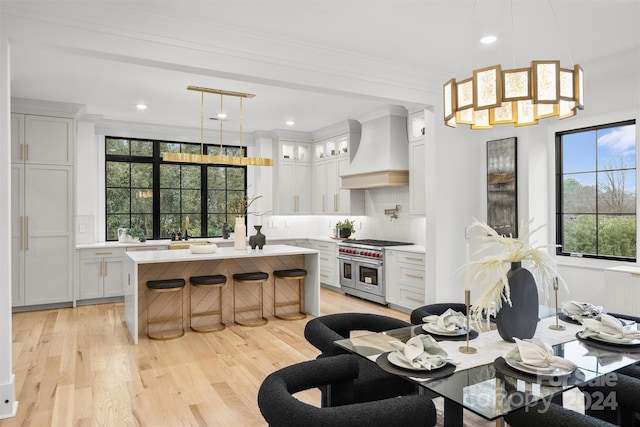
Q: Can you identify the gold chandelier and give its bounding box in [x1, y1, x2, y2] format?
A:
[443, 60, 583, 129]
[162, 85, 273, 166]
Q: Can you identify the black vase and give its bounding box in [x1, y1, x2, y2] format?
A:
[249, 225, 266, 249]
[339, 228, 351, 239]
[495, 262, 539, 342]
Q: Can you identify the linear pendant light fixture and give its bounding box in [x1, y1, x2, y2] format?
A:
[162, 86, 273, 166]
[443, 61, 584, 129]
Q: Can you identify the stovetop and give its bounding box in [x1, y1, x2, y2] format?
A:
[339, 239, 412, 247]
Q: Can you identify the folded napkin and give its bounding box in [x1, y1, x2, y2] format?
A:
[505, 338, 577, 371]
[561, 301, 605, 321]
[389, 334, 448, 370]
[422, 308, 466, 331]
[581, 313, 640, 341]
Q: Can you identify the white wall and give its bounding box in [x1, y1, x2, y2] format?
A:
[0, 28, 17, 419]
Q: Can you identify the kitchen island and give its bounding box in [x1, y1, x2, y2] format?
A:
[124, 244, 319, 344]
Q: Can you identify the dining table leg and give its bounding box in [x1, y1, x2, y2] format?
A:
[443, 399, 463, 427]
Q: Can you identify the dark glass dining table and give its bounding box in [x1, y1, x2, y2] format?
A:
[334, 316, 640, 427]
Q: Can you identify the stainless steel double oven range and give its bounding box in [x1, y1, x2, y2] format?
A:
[337, 239, 411, 305]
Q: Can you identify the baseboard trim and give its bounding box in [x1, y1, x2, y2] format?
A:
[0, 374, 18, 419]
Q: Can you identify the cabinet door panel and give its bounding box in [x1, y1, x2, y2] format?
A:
[25, 115, 73, 164]
[26, 165, 72, 235]
[11, 113, 24, 162]
[103, 258, 125, 297]
[326, 159, 338, 213]
[11, 164, 25, 306]
[79, 259, 103, 300]
[296, 162, 311, 213]
[279, 161, 296, 213]
[25, 236, 73, 304]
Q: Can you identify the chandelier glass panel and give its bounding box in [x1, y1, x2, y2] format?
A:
[443, 61, 584, 129]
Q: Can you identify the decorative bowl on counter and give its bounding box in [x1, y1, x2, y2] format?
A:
[190, 243, 217, 254]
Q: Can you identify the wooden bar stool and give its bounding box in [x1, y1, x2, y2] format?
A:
[189, 274, 227, 333]
[233, 271, 269, 327]
[146, 278, 186, 340]
[273, 268, 307, 320]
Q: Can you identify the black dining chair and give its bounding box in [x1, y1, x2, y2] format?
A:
[257, 354, 437, 427]
[410, 303, 467, 325]
[579, 371, 640, 426]
[504, 400, 616, 426]
[303, 313, 418, 406]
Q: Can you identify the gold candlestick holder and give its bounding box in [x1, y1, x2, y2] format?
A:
[459, 289, 477, 354]
[549, 277, 566, 331]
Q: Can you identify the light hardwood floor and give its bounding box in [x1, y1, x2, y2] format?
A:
[7, 287, 414, 426]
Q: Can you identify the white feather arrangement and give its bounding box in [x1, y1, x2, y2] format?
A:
[466, 218, 566, 321]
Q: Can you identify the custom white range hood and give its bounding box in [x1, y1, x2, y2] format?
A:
[340, 105, 409, 189]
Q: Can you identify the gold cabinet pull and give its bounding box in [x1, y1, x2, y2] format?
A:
[334, 194, 338, 212]
[19, 143, 24, 161]
[406, 295, 424, 303]
[99, 260, 103, 277]
[25, 216, 29, 250]
[95, 251, 112, 255]
[104, 260, 108, 276]
[404, 256, 424, 262]
[406, 273, 424, 279]
[25, 144, 30, 161]
[19, 216, 23, 250]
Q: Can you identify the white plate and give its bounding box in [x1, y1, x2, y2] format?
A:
[387, 352, 446, 371]
[505, 358, 574, 377]
[579, 331, 640, 345]
[422, 323, 466, 336]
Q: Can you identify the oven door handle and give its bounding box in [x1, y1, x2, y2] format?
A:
[356, 259, 383, 268]
[337, 256, 353, 261]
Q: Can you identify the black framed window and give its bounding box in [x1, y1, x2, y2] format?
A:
[105, 137, 246, 241]
[556, 120, 636, 261]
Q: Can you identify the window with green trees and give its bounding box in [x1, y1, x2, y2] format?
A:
[556, 120, 636, 261]
[105, 137, 246, 241]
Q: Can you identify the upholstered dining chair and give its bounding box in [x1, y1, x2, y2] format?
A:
[303, 313, 418, 406]
[579, 371, 640, 426]
[504, 400, 616, 426]
[410, 303, 467, 325]
[257, 354, 437, 427]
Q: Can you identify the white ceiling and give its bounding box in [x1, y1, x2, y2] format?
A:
[5, 0, 640, 133]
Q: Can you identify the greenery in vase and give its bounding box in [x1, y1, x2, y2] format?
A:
[465, 218, 565, 321]
[126, 227, 146, 240]
[336, 218, 356, 234]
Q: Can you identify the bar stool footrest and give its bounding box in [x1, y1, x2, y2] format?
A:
[148, 329, 186, 341]
[235, 317, 268, 327]
[275, 312, 306, 321]
[191, 323, 226, 333]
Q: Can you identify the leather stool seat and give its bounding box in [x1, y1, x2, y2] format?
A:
[273, 268, 307, 320]
[233, 271, 269, 281]
[273, 268, 307, 278]
[146, 278, 186, 340]
[233, 271, 269, 326]
[189, 274, 227, 333]
[147, 278, 186, 290]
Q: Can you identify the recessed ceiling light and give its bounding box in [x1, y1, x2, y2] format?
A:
[217, 112, 228, 119]
[136, 104, 147, 110]
[480, 35, 497, 45]
[286, 120, 295, 126]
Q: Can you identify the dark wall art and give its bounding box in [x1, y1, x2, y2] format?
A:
[487, 137, 517, 237]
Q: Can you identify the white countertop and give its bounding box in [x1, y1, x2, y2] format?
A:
[77, 235, 338, 250]
[385, 244, 425, 254]
[126, 244, 318, 264]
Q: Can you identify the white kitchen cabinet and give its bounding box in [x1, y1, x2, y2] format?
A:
[407, 110, 426, 143]
[79, 249, 126, 299]
[385, 249, 426, 310]
[12, 164, 74, 307]
[312, 136, 364, 215]
[11, 113, 74, 165]
[311, 240, 338, 288]
[409, 139, 426, 215]
[11, 113, 75, 309]
[274, 141, 311, 214]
